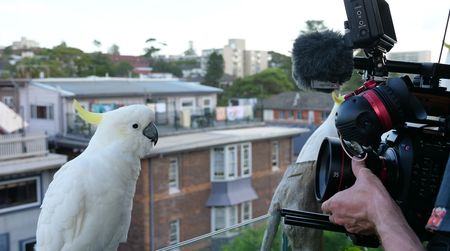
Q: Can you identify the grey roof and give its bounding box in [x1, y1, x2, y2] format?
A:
[146, 126, 308, 157]
[31, 77, 223, 98]
[262, 91, 334, 111]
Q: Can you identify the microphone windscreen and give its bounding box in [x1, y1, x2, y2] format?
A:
[292, 30, 354, 91]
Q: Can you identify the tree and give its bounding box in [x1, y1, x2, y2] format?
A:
[301, 20, 327, 34]
[151, 59, 182, 78]
[226, 68, 296, 99]
[202, 51, 224, 87]
[112, 61, 133, 77]
[93, 40, 102, 52]
[108, 44, 120, 55]
[268, 51, 294, 85]
[143, 38, 165, 64]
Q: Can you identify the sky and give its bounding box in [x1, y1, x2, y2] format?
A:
[1, 0, 449, 62]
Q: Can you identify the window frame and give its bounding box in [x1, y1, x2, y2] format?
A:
[30, 104, 54, 120]
[240, 143, 252, 177]
[211, 205, 238, 231]
[169, 219, 180, 245]
[168, 157, 180, 194]
[271, 141, 280, 171]
[210, 144, 238, 181]
[241, 201, 252, 222]
[0, 176, 42, 214]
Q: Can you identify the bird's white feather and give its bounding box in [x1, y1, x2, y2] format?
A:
[296, 100, 340, 163]
[36, 104, 156, 251]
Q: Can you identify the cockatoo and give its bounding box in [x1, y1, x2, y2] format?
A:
[35, 100, 158, 251]
[261, 92, 344, 251]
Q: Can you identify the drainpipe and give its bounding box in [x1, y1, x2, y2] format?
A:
[149, 158, 155, 251]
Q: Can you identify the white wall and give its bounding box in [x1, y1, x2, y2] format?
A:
[0, 170, 55, 251]
[23, 85, 61, 136]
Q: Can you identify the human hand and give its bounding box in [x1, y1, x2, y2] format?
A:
[321, 158, 393, 234]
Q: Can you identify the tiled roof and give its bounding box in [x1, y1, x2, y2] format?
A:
[262, 91, 334, 111]
[31, 77, 223, 97]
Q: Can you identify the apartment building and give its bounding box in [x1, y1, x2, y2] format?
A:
[0, 104, 67, 251]
[7, 77, 222, 138]
[262, 91, 334, 126]
[118, 126, 307, 251]
[201, 39, 269, 78]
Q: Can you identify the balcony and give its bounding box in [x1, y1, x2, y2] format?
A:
[0, 133, 67, 176]
[65, 105, 264, 138]
[0, 133, 48, 161]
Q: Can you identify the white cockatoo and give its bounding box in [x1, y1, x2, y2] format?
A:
[35, 100, 158, 251]
[261, 92, 344, 251]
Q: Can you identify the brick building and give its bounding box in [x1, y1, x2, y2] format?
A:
[119, 126, 307, 251]
[262, 91, 334, 126]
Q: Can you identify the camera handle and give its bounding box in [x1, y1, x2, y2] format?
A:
[280, 208, 380, 248]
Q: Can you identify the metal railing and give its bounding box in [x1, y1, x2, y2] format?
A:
[156, 214, 270, 251]
[0, 133, 48, 161]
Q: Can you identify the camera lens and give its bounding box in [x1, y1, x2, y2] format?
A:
[315, 137, 355, 202]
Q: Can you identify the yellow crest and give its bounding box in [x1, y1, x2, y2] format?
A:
[73, 99, 103, 125]
[332, 91, 345, 105]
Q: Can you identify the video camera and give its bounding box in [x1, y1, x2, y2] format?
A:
[283, 0, 450, 248]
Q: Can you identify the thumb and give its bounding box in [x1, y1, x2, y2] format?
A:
[351, 158, 366, 178]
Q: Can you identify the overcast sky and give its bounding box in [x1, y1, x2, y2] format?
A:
[1, 0, 449, 62]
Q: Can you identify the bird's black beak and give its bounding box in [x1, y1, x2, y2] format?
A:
[143, 122, 158, 146]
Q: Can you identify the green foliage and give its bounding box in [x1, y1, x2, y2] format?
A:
[151, 59, 183, 78]
[225, 68, 296, 100]
[324, 231, 384, 251]
[112, 61, 133, 77]
[268, 51, 293, 78]
[301, 20, 327, 34]
[108, 44, 120, 55]
[4, 43, 135, 78]
[221, 224, 282, 251]
[202, 51, 224, 87]
[341, 70, 364, 92]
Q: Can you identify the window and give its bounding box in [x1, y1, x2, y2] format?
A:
[279, 111, 285, 119]
[180, 98, 195, 112]
[20, 238, 36, 251]
[271, 141, 279, 170]
[169, 220, 180, 245]
[226, 146, 237, 179]
[288, 111, 294, 120]
[211, 206, 238, 231]
[211, 145, 237, 181]
[2, 96, 14, 108]
[321, 111, 330, 121]
[241, 143, 252, 177]
[30, 104, 54, 120]
[169, 158, 179, 193]
[0, 233, 8, 251]
[0, 177, 41, 214]
[241, 201, 252, 222]
[212, 147, 225, 180]
[296, 111, 303, 120]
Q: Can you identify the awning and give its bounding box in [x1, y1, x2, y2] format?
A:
[206, 176, 258, 206]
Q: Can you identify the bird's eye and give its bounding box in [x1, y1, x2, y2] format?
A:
[132, 123, 139, 129]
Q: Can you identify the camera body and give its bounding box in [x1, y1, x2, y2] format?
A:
[315, 0, 450, 245]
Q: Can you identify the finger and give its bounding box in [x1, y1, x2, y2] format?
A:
[351, 158, 366, 178]
[321, 200, 330, 213]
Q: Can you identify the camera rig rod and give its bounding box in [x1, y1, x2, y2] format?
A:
[354, 57, 450, 83]
[280, 208, 347, 233]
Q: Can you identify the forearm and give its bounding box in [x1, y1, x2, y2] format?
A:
[373, 194, 424, 251]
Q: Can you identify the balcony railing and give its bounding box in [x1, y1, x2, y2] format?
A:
[65, 105, 264, 138]
[156, 214, 272, 251]
[0, 133, 48, 161]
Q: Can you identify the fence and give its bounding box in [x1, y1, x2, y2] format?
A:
[0, 133, 48, 161]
